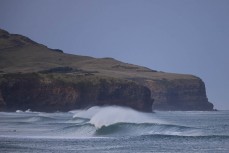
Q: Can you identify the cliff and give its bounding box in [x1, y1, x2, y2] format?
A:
[0, 73, 152, 112]
[0, 29, 214, 111]
[142, 78, 213, 110]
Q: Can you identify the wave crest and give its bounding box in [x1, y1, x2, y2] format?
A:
[72, 106, 165, 128]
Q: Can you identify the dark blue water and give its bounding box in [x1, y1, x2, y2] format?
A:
[0, 106, 228, 153]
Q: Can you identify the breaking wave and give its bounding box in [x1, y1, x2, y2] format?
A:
[0, 106, 228, 139]
[94, 122, 202, 136]
[73, 106, 166, 128]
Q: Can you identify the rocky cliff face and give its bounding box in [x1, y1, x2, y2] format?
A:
[0, 28, 214, 111]
[0, 73, 153, 112]
[142, 78, 213, 110]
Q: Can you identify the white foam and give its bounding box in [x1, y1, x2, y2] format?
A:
[71, 106, 165, 128]
[72, 106, 102, 119]
[16, 110, 23, 113]
[25, 109, 31, 112]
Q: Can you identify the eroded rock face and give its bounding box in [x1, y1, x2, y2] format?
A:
[143, 78, 213, 111]
[0, 28, 214, 111]
[0, 73, 153, 112]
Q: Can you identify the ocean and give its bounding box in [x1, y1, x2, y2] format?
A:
[0, 106, 228, 153]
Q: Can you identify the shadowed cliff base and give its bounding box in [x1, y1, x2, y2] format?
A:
[0, 29, 214, 111]
[0, 73, 153, 112]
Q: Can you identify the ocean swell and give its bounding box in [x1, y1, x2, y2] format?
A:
[0, 106, 227, 139]
[71, 106, 202, 137]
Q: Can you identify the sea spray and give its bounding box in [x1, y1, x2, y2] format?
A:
[88, 106, 164, 128]
[72, 106, 102, 119]
[71, 106, 203, 136]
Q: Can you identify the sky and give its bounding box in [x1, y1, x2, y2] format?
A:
[0, 0, 228, 110]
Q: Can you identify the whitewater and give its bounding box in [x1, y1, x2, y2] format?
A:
[0, 106, 229, 153]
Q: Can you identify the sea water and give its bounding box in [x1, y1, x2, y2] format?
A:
[0, 106, 228, 153]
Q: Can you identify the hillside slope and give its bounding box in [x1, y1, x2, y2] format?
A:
[0, 29, 213, 111]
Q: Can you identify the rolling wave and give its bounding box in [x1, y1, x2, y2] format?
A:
[0, 106, 228, 139]
[94, 122, 202, 136]
[68, 106, 203, 137]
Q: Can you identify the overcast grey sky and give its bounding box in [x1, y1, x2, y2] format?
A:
[0, 0, 228, 109]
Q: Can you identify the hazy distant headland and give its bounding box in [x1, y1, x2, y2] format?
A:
[0, 29, 213, 112]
